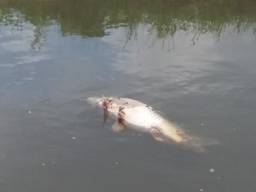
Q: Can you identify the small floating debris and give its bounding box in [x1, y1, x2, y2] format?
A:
[41, 162, 46, 167]
[27, 110, 32, 115]
[199, 189, 204, 192]
[200, 122, 205, 127]
[72, 136, 76, 140]
[114, 161, 119, 165]
[209, 168, 215, 173]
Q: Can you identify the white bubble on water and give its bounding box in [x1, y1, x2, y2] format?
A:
[115, 161, 119, 165]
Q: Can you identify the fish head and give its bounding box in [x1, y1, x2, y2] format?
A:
[87, 96, 114, 108]
[87, 96, 104, 107]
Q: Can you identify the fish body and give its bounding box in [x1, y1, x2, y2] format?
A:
[87, 96, 206, 151]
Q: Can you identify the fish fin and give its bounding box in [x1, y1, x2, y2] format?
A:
[112, 121, 125, 133]
[150, 127, 165, 142]
[103, 109, 108, 127]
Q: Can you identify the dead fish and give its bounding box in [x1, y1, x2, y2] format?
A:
[87, 96, 212, 152]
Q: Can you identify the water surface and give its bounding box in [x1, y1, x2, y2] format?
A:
[0, 1, 256, 191]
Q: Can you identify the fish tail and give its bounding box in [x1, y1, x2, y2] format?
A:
[161, 121, 219, 153]
[181, 135, 219, 153]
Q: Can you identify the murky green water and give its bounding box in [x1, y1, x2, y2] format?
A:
[0, 0, 256, 191]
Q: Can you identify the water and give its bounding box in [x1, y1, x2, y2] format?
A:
[0, 0, 256, 191]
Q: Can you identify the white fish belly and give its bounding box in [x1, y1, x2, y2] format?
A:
[123, 106, 163, 130]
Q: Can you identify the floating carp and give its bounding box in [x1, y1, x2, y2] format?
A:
[87, 96, 210, 152]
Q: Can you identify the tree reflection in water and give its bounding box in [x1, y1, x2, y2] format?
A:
[0, 0, 255, 49]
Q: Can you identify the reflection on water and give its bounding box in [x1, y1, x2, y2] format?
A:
[1, 0, 256, 46]
[0, 0, 256, 192]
